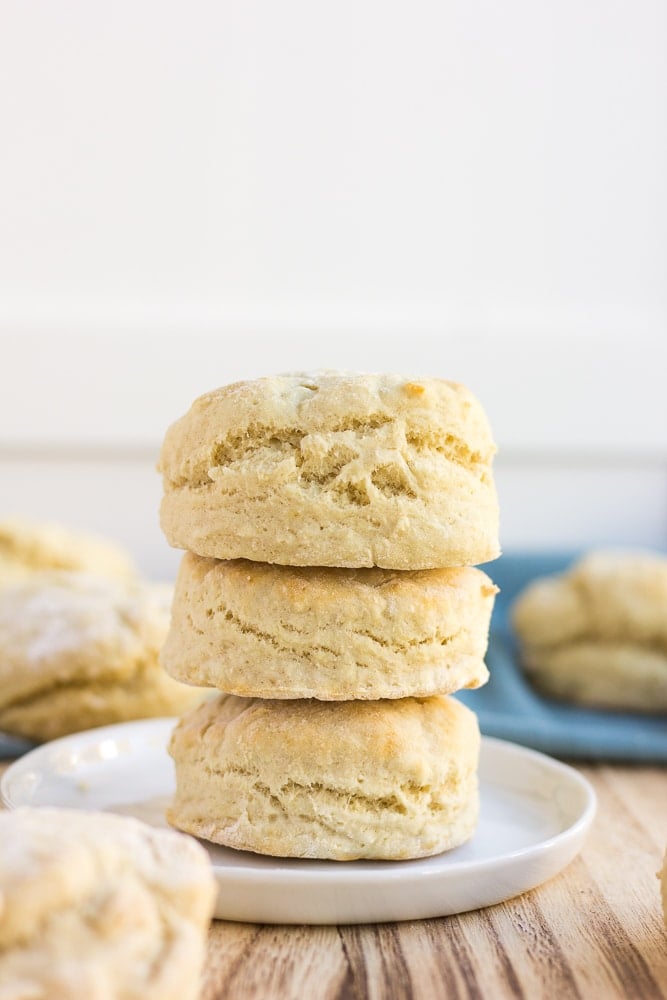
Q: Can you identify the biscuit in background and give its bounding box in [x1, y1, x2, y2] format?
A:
[511, 550, 667, 712]
[159, 371, 500, 570]
[162, 553, 497, 700]
[0, 573, 206, 742]
[168, 693, 480, 861]
[0, 807, 216, 1000]
[0, 517, 137, 585]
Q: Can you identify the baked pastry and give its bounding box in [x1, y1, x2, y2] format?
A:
[0, 807, 215, 1000]
[159, 371, 500, 569]
[660, 847, 667, 926]
[168, 693, 480, 860]
[0, 573, 205, 742]
[511, 550, 667, 712]
[0, 517, 136, 585]
[162, 553, 497, 699]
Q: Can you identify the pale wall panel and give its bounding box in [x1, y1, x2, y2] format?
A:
[1, 1, 665, 324]
[2, 331, 665, 456]
[496, 461, 667, 552]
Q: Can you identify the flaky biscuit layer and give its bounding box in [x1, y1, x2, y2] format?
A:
[168, 694, 480, 860]
[159, 372, 499, 569]
[162, 554, 496, 699]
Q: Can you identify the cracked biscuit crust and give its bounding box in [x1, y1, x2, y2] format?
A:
[159, 371, 500, 569]
[0, 573, 205, 741]
[162, 554, 497, 699]
[512, 550, 667, 711]
[0, 808, 216, 1000]
[168, 694, 480, 860]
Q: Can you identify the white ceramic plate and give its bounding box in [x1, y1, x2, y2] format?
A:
[1, 718, 595, 924]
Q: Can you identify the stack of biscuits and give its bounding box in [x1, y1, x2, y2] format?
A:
[158, 372, 500, 860]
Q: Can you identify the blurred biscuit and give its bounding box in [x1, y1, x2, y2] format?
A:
[511, 550, 667, 711]
[0, 573, 205, 742]
[0, 517, 137, 585]
[168, 693, 480, 861]
[162, 553, 497, 699]
[0, 808, 215, 1000]
[159, 371, 499, 569]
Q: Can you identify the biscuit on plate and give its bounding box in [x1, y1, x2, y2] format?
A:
[162, 553, 497, 699]
[168, 693, 480, 860]
[0, 517, 136, 585]
[0, 573, 205, 742]
[511, 550, 667, 712]
[159, 371, 499, 569]
[0, 807, 215, 1000]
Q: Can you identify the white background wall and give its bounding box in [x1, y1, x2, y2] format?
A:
[1, 1, 665, 577]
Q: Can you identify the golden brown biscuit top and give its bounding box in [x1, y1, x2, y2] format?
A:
[171, 692, 477, 787]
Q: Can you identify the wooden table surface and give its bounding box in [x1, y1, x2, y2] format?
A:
[199, 762, 667, 1000]
[2, 760, 666, 998]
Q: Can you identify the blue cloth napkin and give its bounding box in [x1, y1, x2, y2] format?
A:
[457, 552, 667, 762]
[0, 732, 35, 759]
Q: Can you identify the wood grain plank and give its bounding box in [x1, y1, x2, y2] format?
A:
[405, 917, 486, 1000]
[201, 924, 260, 998]
[2, 759, 666, 999]
[594, 765, 667, 853]
[526, 852, 665, 1000]
[337, 924, 415, 1000]
[460, 892, 583, 1000]
[203, 924, 349, 1000]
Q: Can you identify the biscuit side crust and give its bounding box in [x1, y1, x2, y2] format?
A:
[161, 555, 496, 698]
[0, 664, 204, 741]
[168, 694, 480, 860]
[520, 643, 667, 712]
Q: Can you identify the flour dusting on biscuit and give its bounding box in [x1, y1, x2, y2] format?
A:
[0, 573, 205, 741]
[0, 808, 215, 1000]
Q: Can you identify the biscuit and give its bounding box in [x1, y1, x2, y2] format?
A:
[0, 573, 205, 742]
[159, 371, 500, 569]
[168, 693, 480, 860]
[0, 517, 137, 585]
[660, 847, 667, 926]
[162, 553, 497, 699]
[0, 807, 215, 1000]
[511, 550, 667, 711]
